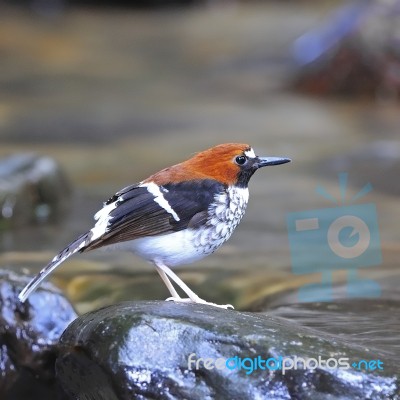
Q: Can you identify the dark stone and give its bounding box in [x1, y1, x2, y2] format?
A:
[0, 153, 71, 228]
[56, 301, 399, 400]
[0, 270, 77, 400]
[292, 0, 400, 98]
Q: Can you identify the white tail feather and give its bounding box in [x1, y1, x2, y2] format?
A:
[18, 232, 90, 303]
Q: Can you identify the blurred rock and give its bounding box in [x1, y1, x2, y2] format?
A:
[56, 301, 398, 400]
[0, 154, 71, 229]
[292, 0, 400, 98]
[0, 270, 77, 400]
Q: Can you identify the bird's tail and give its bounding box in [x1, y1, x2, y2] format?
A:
[18, 232, 91, 303]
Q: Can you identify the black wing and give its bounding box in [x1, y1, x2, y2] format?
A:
[86, 179, 226, 250]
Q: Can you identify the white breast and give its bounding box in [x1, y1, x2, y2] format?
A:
[192, 186, 249, 254]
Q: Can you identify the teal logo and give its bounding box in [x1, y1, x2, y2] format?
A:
[287, 173, 382, 301]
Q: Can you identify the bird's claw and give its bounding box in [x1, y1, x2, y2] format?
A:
[165, 296, 234, 309]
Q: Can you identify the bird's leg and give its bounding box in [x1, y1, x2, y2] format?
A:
[154, 261, 234, 309]
[155, 265, 181, 299]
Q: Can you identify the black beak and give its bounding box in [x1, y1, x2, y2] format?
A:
[255, 156, 291, 168]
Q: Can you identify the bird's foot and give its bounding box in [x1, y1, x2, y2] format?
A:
[165, 296, 234, 309]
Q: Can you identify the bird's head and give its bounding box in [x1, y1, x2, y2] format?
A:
[149, 143, 291, 187]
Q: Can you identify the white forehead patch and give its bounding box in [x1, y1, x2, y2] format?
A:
[244, 148, 256, 158]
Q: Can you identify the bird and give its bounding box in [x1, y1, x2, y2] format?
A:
[18, 143, 290, 309]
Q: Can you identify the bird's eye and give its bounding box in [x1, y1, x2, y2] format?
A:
[235, 155, 247, 166]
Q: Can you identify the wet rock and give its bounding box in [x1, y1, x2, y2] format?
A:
[0, 270, 77, 400]
[0, 154, 71, 228]
[292, 0, 400, 98]
[250, 275, 400, 366]
[56, 301, 398, 400]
